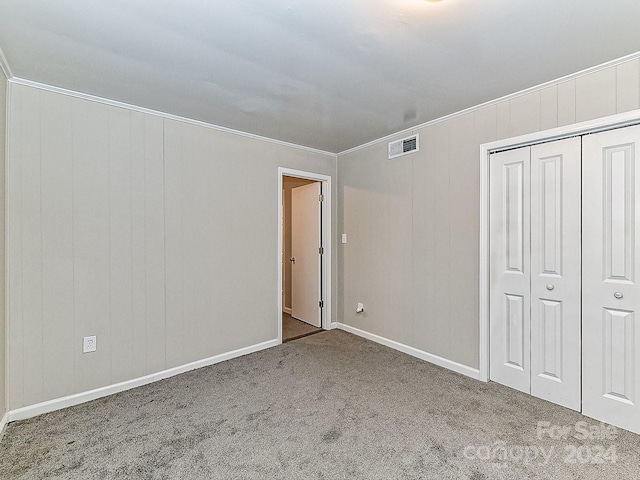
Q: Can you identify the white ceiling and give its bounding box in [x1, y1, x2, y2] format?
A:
[1, 1, 639, 153]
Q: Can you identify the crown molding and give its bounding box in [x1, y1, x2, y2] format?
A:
[0, 46, 12, 79]
[8, 77, 337, 158]
[338, 50, 640, 157]
[8, 49, 640, 158]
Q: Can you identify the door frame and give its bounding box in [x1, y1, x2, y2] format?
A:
[277, 167, 332, 343]
[479, 108, 640, 382]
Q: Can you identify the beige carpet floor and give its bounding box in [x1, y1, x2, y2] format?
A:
[1, 330, 639, 479]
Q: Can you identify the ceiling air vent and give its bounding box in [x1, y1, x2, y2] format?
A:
[388, 134, 419, 159]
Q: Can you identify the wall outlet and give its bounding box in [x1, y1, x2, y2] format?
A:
[356, 302, 364, 313]
[83, 335, 97, 353]
[342, 233, 347, 244]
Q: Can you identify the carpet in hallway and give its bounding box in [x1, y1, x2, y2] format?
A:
[282, 312, 322, 342]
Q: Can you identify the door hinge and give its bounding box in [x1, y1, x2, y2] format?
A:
[319, 247, 324, 255]
[319, 194, 324, 202]
[319, 300, 324, 308]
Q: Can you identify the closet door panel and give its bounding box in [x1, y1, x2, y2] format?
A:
[490, 147, 531, 393]
[530, 137, 582, 411]
[583, 124, 640, 435]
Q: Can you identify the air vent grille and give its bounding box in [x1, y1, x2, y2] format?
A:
[388, 134, 419, 159]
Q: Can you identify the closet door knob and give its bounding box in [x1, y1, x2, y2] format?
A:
[614, 292, 623, 299]
[546, 284, 554, 291]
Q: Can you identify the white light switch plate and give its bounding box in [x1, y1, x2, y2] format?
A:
[342, 234, 347, 244]
[83, 335, 97, 353]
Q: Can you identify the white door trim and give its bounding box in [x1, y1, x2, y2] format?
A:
[278, 167, 332, 343]
[479, 108, 640, 382]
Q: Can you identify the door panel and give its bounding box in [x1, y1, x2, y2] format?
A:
[604, 146, 634, 281]
[505, 294, 526, 368]
[603, 308, 635, 401]
[539, 299, 562, 379]
[530, 138, 581, 410]
[583, 125, 640, 434]
[291, 182, 321, 327]
[490, 147, 531, 393]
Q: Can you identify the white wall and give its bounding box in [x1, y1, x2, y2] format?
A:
[338, 57, 640, 370]
[6, 83, 337, 410]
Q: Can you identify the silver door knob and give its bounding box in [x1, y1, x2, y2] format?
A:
[614, 292, 623, 299]
[290, 257, 296, 264]
[546, 284, 554, 291]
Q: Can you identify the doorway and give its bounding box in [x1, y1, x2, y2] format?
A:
[277, 168, 332, 343]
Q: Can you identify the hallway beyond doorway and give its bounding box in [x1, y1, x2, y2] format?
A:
[282, 313, 322, 342]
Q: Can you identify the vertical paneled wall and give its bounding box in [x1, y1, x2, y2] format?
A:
[0, 70, 7, 417]
[6, 83, 336, 410]
[338, 58, 640, 370]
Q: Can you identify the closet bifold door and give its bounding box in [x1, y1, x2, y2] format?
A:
[490, 147, 531, 394]
[582, 125, 640, 434]
[530, 138, 581, 411]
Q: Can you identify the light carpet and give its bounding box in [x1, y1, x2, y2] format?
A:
[1, 330, 639, 479]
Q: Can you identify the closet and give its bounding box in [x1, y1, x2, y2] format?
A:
[489, 124, 640, 434]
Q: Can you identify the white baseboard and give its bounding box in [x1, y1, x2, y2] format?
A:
[0, 412, 9, 441]
[7, 338, 279, 424]
[335, 323, 481, 380]
[5, 326, 480, 426]
[283, 307, 292, 315]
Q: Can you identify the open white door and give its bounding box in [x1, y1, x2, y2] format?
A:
[582, 125, 640, 434]
[291, 182, 322, 327]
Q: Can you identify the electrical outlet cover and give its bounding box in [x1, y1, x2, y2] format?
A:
[83, 335, 97, 353]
